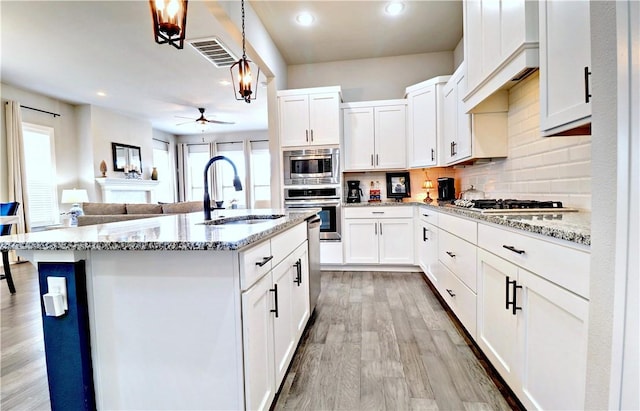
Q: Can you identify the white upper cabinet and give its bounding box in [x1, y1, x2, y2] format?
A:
[539, 0, 591, 136]
[406, 76, 451, 168]
[442, 63, 508, 166]
[343, 100, 406, 171]
[463, 0, 539, 112]
[278, 87, 342, 148]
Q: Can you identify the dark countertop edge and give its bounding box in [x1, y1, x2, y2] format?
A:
[0, 210, 319, 252]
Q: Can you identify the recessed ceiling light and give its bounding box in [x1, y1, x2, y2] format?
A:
[296, 12, 314, 26]
[97, 91, 106, 97]
[219, 80, 231, 86]
[385, 2, 405, 16]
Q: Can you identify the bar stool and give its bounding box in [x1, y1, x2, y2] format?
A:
[1, 202, 20, 294]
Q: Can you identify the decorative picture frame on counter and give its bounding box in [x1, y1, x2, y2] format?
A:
[386, 172, 411, 201]
[111, 142, 142, 173]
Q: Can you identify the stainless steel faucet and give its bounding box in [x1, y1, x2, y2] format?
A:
[203, 155, 243, 220]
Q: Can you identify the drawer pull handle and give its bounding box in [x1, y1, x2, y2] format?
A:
[422, 213, 430, 217]
[293, 259, 302, 286]
[270, 284, 279, 318]
[423, 227, 428, 242]
[505, 276, 522, 315]
[372, 211, 385, 214]
[446, 251, 456, 258]
[446, 289, 456, 298]
[502, 245, 525, 255]
[255, 256, 273, 267]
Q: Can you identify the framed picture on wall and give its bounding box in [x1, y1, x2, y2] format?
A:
[386, 172, 411, 201]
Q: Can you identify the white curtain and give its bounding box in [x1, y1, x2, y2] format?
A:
[5, 101, 30, 233]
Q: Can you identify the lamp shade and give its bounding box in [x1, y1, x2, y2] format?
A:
[61, 189, 89, 205]
[423, 180, 434, 189]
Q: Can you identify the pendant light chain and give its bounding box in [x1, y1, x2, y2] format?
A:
[241, 0, 247, 59]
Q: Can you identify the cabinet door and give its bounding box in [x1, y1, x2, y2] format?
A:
[280, 94, 310, 147]
[408, 87, 437, 167]
[343, 218, 379, 264]
[374, 105, 406, 169]
[476, 249, 519, 388]
[290, 244, 310, 340]
[454, 73, 472, 161]
[442, 79, 457, 164]
[464, 0, 483, 92]
[517, 269, 589, 411]
[343, 107, 375, 171]
[241, 274, 276, 411]
[418, 222, 440, 289]
[379, 218, 414, 265]
[539, 0, 591, 134]
[271, 260, 295, 387]
[309, 93, 341, 146]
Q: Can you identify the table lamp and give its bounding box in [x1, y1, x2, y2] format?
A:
[423, 173, 434, 203]
[61, 189, 89, 226]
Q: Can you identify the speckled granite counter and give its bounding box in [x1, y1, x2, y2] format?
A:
[0, 209, 318, 251]
[344, 201, 591, 246]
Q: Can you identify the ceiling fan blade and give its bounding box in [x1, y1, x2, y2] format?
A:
[176, 120, 196, 126]
[207, 119, 236, 125]
[175, 115, 196, 120]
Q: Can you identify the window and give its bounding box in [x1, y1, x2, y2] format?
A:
[250, 140, 271, 208]
[21, 123, 59, 228]
[152, 139, 175, 203]
[186, 144, 210, 201]
[215, 142, 246, 208]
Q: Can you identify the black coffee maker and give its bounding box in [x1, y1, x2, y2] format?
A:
[437, 177, 455, 201]
[346, 180, 363, 203]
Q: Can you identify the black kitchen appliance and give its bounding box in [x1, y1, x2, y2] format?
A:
[437, 177, 455, 201]
[346, 180, 363, 203]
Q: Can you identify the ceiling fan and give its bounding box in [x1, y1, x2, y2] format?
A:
[176, 108, 235, 126]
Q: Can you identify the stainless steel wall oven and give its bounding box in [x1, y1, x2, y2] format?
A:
[284, 186, 341, 241]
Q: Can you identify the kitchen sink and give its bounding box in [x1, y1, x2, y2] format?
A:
[201, 214, 285, 226]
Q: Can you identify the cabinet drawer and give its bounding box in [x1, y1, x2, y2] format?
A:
[271, 222, 307, 266]
[439, 212, 477, 244]
[439, 229, 477, 292]
[478, 224, 590, 299]
[343, 206, 413, 219]
[240, 240, 273, 290]
[418, 207, 439, 226]
[439, 262, 477, 339]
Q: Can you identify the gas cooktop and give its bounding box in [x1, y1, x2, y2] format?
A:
[451, 199, 579, 213]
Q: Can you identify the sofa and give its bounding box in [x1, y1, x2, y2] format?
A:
[77, 201, 203, 226]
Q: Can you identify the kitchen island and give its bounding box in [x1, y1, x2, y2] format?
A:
[0, 209, 318, 411]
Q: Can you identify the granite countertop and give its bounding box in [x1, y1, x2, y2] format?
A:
[0, 209, 319, 252]
[344, 201, 591, 246]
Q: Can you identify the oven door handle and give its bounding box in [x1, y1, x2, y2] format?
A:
[284, 200, 340, 208]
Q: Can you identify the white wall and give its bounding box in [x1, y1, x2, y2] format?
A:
[453, 37, 464, 70]
[288, 51, 454, 102]
[454, 72, 592, 210]
[585, 2, 620, 409]
[0, 83, 80, 203]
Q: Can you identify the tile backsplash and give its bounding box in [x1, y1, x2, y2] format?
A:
[454, 72, 592, 210]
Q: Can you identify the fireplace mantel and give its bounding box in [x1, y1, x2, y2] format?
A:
[95, 178, 159, 203]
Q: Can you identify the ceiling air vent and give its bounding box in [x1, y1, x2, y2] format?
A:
[188, 37, 238, 68]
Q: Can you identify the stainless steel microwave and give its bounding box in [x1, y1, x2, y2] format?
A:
[283, 147, 340, 185]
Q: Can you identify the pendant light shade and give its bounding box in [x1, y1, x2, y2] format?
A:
[230, 0, 260, 103]
[150, 0, 188, 50]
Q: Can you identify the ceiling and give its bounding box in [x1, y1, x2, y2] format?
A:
[1, 1, 462, 137]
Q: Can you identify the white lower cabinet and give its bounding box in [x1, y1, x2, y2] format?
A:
[477, 248, 589, 410]
[417, 219, 439, 289]
[241, 231, 309, 411]
[343, 207, 414, 265]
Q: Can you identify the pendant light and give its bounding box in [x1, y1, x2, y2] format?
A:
[150, 0, 188, 50]
[230, 0, 260, 103]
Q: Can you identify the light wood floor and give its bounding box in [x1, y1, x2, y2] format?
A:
[1, 265, 517, 411]
[1, 262, 50, 410]
[274, 271, 516, 411]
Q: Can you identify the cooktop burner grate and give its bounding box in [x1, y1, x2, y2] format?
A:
[452, 199, 579, 213]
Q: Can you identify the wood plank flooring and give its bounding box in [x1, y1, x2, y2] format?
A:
[1, 265, 517, 411]
[274, 271, 516, 411]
